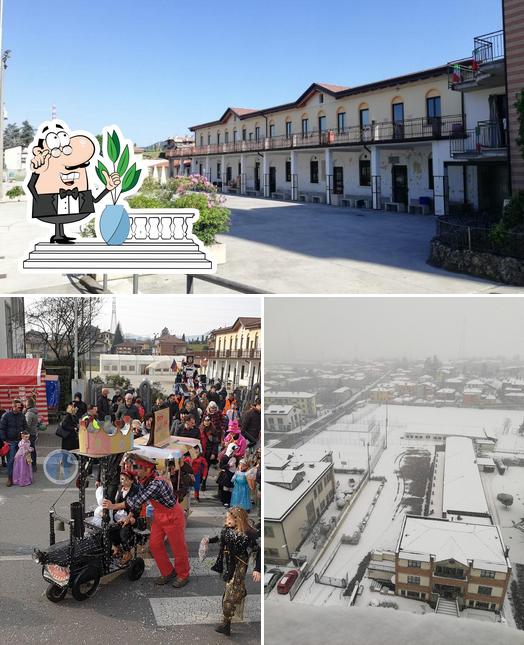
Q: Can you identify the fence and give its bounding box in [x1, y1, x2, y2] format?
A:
[435, 219, 524, 260]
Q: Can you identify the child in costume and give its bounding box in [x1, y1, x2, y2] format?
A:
[191, 446, 208, 502]
[230, 460, 251, 512]
[12, 431, 34, 486]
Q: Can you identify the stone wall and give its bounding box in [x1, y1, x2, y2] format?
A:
[428, 239, 524, 286]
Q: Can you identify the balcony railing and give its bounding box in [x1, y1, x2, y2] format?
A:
[448, 30, 505, 89]
[171, 115, 464, 158]
[434, 568, 466, 581]
[474, 30, 504, 64]
[211, 348, 261, 359]
[450, 120, 508, 156]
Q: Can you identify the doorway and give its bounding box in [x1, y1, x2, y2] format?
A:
[392, 165, 408, 204]
[254, 162, 261, 191]
[333, 166, 344, 195]
[269, 167, 277, 193]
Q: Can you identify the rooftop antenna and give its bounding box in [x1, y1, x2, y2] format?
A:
[110, 297, 117, 333]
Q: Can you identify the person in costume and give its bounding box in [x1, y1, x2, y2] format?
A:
[103, 455, 190, 588]
[230, 460, 251, 512]
[204, 507, 261, 636]
[191, 445, 208, 502]
[12, 430, 34, 486]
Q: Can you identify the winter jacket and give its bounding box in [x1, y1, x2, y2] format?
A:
[96, 394, 112, 421]
[241, 408, 261, 444]
[25, 407, 39, 437]
[115, 403, 140, 421]
[0, 411, 29, 443]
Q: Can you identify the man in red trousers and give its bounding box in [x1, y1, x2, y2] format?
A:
[103, 455, 190, 587]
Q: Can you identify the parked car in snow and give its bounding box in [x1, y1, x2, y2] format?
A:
[277, 569, 299, 594]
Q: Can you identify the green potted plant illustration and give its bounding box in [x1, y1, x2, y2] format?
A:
[96, 129, 142, 245]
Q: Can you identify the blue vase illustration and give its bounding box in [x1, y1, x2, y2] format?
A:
[99, 204, 130, 245]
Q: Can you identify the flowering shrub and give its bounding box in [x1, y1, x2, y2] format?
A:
[127, 174, 230, 246]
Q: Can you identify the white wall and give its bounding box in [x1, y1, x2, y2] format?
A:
[464, 86, 506, 129]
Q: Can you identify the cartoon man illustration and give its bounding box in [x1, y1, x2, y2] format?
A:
[26, 121, 121, 244]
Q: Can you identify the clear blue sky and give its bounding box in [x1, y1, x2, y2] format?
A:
[5, 0, 502, 146]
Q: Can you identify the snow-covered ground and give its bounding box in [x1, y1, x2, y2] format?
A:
[265, 603, 524, 645]
[275, 403, 524, 626]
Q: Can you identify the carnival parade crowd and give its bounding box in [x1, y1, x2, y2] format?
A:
[0, 365, 262, 636]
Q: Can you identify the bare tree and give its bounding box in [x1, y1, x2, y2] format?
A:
[26, 297, 103, 366]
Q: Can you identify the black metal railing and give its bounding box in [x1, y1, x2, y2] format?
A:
[174, 115, 464, 158]
[473, 30, 504, 64]
[436, 219, 524, 260]
[450, 120, 508, 156]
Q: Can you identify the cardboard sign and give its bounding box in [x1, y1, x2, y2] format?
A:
[152, 407, 170, 447]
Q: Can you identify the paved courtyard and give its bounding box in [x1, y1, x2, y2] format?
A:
[2, 195, 523, 294]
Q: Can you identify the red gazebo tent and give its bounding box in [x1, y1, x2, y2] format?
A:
[0, 358, 49, 424]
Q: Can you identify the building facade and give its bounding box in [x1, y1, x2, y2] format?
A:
[395, 516, 511, 611]
[264, 391, 317, 417]
[206, 317, 261, 390]
[265, 404, 301, 432]
[503, 0, 524, 192]
[0, 298, 25, 359]
[265, 454, 336, 563]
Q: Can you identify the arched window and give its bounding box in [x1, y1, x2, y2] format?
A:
[269, 120, 276, 138]
[217, 131, 221, 145]
[285, 118, 292, 138]
[425, 90, 442, 122]
[301, 112, 309, 136]
[254, 333, 259, 349]
[317, 110, 326, 133]
[359, 102, 370, 129]
[234, 336, 238, 350]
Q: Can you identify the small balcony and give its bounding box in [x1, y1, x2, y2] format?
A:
[450, 120, 508, 158]
[433, 567, 466, 581]
[173, 115, 464, 158]
[448, 30, 505, 92]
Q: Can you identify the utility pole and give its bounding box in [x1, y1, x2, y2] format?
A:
[0, 0, 5, 200]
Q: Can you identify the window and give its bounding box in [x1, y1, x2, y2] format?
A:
[359, 160, 371, 186]
[285, 122, 292, 138]
[241, 365, 245, 380]
[264, 525, 275, 538]
[360, 109, 370, 128]
[285, 161, 291, 182]
[319, 94, 324, 104]
[427, 96, 441, 120]
[407, 591, 420, 599]
[233, 130, 237, 142]
[217, 133, 221, 145]
[207, 134, 211, 145]
[217, 162, 221, 179]
[255, 126, 260, 141]
[242, 128, 247, 141]
[238, 162, 241, 177]
[428, 157, 434, 190]
[121, 365, 127, 371]
[310, 159, 319, 183]
[269, 124, 276, 138]
[248, 132, 253, 141]
[265, 548, 280, 557]
[200, 136, 203, 147]
[225, 131, 229, 144]
[407, 576, 420, 585]
[318, 115, 327, 132]
[407, 560, 421, 569]
[478, 586, 492, 596]
[337, 112, 346, 133]
[302, 118, 309, 136]
[480, 570, 496, 579]
[128, 366, 135, 372]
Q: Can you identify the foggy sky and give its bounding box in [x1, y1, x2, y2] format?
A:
[265, 297, 524, 363]
[25, 296, 261, 338]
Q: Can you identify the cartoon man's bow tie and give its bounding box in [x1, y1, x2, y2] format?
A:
[59, 188, 79, 199]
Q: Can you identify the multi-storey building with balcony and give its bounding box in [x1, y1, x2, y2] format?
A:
[395, 515, 511, 612]
[447, 29, 509, 213]
[265, 404, 301, 432]
[206, 317, 261, 390]
[176, 68, 465, 216]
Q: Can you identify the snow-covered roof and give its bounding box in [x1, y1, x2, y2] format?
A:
[265, 404, 295, 415]
[476, 457, 495, 467]
[398, 517, 508, 568]
[265, 460, 333, 521]
[265, 391, 316, 399]
[333, 386, 351, 393]
[443, 437, 490, 517]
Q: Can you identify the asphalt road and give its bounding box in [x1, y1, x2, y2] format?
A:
[0, 436, 261, 645]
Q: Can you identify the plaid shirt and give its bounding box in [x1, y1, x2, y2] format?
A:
[125, 477, 176, 514]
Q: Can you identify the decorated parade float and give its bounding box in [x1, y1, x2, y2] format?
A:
[33, 408, 200, 602]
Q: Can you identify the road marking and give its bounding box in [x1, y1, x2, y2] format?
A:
[0, 555, 33, 561]
[150, 594, 261, 626]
